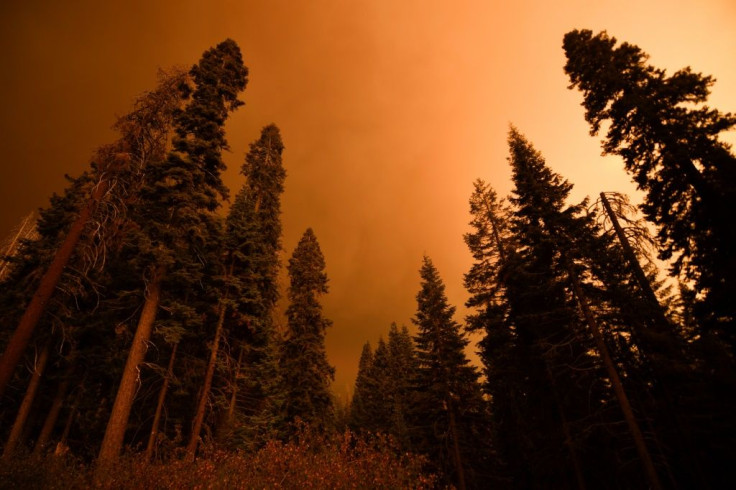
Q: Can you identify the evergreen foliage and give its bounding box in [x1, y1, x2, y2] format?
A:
[348, 324, 416, 448]
[279, 229, 334, 433]
[98, 39, 248, 466]
[410, 257, 490, 489]
[504, 129, 608, 487]
[3, 28, 736, 490]
[221, 124, 286, 448]
[563, 29, 736, 354]
[348, 342, 374, 430]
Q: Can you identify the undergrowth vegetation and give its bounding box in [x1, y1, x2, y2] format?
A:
[0, 427, 437, 489]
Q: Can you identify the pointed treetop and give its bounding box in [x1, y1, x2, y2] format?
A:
[288, 228, 328, 297]
[507, 127, 574, 216]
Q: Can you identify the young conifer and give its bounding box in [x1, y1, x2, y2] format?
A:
[410, 256, 487, 490]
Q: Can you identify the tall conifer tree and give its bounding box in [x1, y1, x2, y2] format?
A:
[97, 39, 247, 468]
[348, 342, 374, 431]
[0, 70, 187, 456]
[225, 125, 286, 446]
[278, 228, 334, 433]
[563, 29, 736, 354]
[349, 324, 416, 449]
[496, 128, 663, 488]
[410, 257, 488, 490]
[464, 179, 529, 486]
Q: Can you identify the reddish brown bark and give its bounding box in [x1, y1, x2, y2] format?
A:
[185, 300, 227, 460]
[2, 342, 50, 459]
[145, 342, 178, 462]
[0, 181, 109, 398]
[0, 212, 36, 280]
[97, 268, 163, 471]
[226, 345, 244, 426]
[53, 393, 79, 457]
[33, 374, 71, 456]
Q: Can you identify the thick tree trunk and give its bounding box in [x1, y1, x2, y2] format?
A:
[97, 268, 163, 471]
[33, 373, 71, 456]
[145, 342, 178, 462]
[2, 342, 50, 459]
[566, 260, 662, 490]
[185, 300, 227, 460]
[0, 180, 109, 398]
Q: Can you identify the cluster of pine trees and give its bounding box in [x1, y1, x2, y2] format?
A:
[345, 30, 736, 489]
[1, 30, 736, 489]
[0, 39, 337, 474]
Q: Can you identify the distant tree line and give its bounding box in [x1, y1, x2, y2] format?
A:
[1, 30, 735, 489]
[346, 30, 736, 489]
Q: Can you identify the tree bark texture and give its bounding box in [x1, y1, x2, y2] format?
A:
[145, 342, 177, 462]
[97, 269, 162, 470]
[0, 212, 36, 280]
[0, 180, 108, 398]
[185, 300, 227, 460]
[33, 373, 71, 456]
[2, 342, 50, 459]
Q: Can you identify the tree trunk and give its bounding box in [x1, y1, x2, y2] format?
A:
[565, 259, 662, 490]
[601, 191, 702, 485]
[185, 300, 227, 460]
[0, 180, 109, 398]
[545, 363, 587, 490]
[446, 398, 467, 490]
[97, 267, 163, 471]
[2, 342, 50, 459]
[226, 344, 244, 426]
[599, 192, 670, 328]
[53, 393, 79, 457]
[33, 373, 71, 456]
[145, 342, 178, 463]
[0, 212, 36, 280]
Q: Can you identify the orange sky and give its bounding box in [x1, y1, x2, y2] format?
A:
[1, 0, 735, 397]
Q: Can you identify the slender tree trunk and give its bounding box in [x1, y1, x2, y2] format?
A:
[565, 260, 662, 490]
[545, 363, 587, 490]
[446, 398, 467, 490]
[185, 300, 227, 460]
[599, 193, 670, 325]
[33, 373, 71, 456]
[97, 267, 163, 471]
[226, 345, 244, 426]
[2, 342, 51, 459]
[54, 393, 79, 457]
[601, 192, 704, 484]
[0, 180, 109, 398]
[0, 212, 35, 280]
[145, 342, 178, 463]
